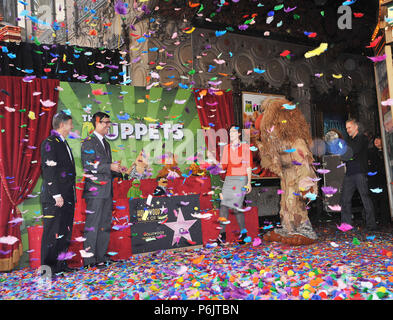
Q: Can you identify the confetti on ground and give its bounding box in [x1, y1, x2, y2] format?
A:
[1, 222, 393, 300]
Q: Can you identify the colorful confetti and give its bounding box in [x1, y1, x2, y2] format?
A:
[2, 222, 393, 300]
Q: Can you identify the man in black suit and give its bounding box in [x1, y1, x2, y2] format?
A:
[81, 112, 124, 269]
[340, 119, 377, 231]
[40, 111, 76, 278]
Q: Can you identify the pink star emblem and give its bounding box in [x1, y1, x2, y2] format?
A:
[164, 208, 197, 246]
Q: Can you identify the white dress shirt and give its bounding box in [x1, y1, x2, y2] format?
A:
[93, 131, 106, 151]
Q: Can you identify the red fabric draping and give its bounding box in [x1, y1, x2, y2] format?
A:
[0, 76, 59, 271]
[68, 176, 213, 267]
[193, 89, 234, 131]
[65, 207, 259, 269]
[63, 177, 259, 269]
[26, 176, 259, 269]
[27, 225, 43, 269]
[74, 176, 214, 223]
[193, 89, 234, 161]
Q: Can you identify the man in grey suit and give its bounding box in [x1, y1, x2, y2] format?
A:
[81, 112, 123, 269]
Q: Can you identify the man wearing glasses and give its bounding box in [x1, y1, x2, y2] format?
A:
[81, 112, 124, 269]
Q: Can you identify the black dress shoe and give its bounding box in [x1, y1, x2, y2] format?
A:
[97, 260, 115, 269]
[96, 262, 107, 269]
[239, 233, 248, 245]
[216, 232, 228, 246]
[83, 263, 96, 270]
[62, 266, 77, 273]
[52, 272, 65, 280]
[51, 274, 59, 281]
[106, 260, 119, 266]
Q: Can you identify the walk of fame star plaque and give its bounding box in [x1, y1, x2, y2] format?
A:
[129, 194, 203, 254]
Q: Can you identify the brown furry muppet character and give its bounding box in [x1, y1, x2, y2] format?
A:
[253, 98, 318, 245]
[156, 153, 183, 179]
[187, 162, 208, 176]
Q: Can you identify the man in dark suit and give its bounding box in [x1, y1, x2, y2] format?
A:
[40, 111, 76, 278]
[81, 112, 123, 269]
[340, 119, 377, 231]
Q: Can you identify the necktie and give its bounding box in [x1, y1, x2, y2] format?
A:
[103, 139, 110, 157]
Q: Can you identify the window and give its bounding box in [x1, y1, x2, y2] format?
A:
[0, 0, 18, 25]
[8, 0, 67, 43]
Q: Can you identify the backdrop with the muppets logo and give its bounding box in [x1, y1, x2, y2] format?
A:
[60, 82, 202, 178]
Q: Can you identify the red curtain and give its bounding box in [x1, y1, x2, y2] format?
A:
[193, 88, 234, 130]
[0, 76, 59, 271]
[193, 89, 234, 163]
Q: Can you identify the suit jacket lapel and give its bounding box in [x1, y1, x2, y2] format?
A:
[51, 135, 75, 176]
[53, 134, 75, 168]
[64, 139, 75, 167]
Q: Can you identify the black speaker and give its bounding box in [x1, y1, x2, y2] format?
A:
[321, 154, 345, 212]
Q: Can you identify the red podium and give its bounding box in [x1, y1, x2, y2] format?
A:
[28, 176, 260, 269]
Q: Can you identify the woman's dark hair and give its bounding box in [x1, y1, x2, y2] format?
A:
[229, 124, 242, 140]
[52, 111, 72, 130]
[91, 111, 110, 128]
